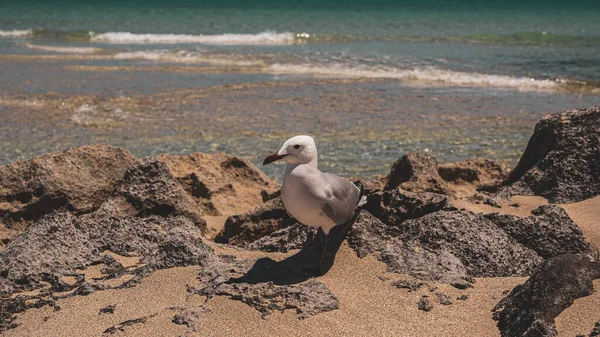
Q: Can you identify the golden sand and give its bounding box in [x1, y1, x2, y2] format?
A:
[5, 196, 600, 336]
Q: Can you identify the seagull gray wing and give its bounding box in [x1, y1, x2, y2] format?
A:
[319, 172, 361, 225]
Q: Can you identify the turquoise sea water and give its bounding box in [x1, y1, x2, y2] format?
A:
[1, 0, 600, 88]
[0, 0, 599, 177]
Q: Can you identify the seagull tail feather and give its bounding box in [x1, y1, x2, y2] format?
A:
[353, 181, 367, 207]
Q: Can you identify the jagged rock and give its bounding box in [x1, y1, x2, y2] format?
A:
[392, 278, 425, 292]
[0, 163, 215, 332]
[493, 254, 600, 337]
[418, 296, 433, 311]
[401, 210, 543, 277]
[261, 189, 281, 202]
[214, 197, 296, 247]
[484, 205, 591, 259]
[0, 212, 214, 331]
[99, 304, 116, 315]
[465, 192, 502, 208]
[384, 152, 449, 194]
[437, 293, 453, 305]
[0, 212, 212, 297]
[100, 159, 206, 230]
[100, 255, 126, 278]
[172, 305, 210, 329]
[347, 211, 471, 284]
[199, 279, 338, 319]
[248, 224, 314, 253]
[103, 315, 156, 335]
[157, 152, 278, 216]
[504, 106, 600, 203]
[347, 210, 543, 283]
[0, 145, 139, 246]
[438, 158, 505, 187]
[196, 254, 339, 319]
[364, 188, 448, 226]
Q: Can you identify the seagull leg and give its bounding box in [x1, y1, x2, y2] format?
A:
[318, 234, 329, 273]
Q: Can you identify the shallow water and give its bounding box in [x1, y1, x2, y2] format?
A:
[0, 0, 599, 180]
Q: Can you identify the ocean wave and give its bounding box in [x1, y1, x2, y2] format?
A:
[91, 31, 300, 45]
[23, 43, 102, 54]
[112, 50, 265, 66]
[0, 29, 32, 37]
[267, 63, 561, 91]
[4, 27, 596, 47]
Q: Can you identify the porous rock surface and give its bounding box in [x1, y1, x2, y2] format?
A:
[0, 158, 216, 330]
[157, 152, 278, 216]
[364, 188, 448, 226]
[504, 106, 600, 203]
[214, 197, 296, 247]
[248, 224, 313, 253]
[0, 145, 139, 246]
[438, 158, 505, 187]
[195, 250, 339, 320]
[484, 205, 591, 259]
[384, 152, 449, 194]
[493, 254, 600, 337]
[347, 210, 543, 283]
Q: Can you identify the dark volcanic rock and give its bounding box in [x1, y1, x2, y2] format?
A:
[199, 279, 338, 319]
[392, 278, 425, 292]
[0, 211, 214, 331]
[0, 145, 138, 243]
[437, 293, 453, 305]
[418, 296, 433, 311]
[99, 304, 116, 315]
[157, 152, 278, 216]
[347, 210, 542, 285]
[101, 159, 206, 230]
[248, 224, 314, 253]
[465, 192, 502, 208]
[103, 315, 156, 335]
[365, 189, 448, 226]
[100, 255, 126, 278]
[485, 205, 591, 259]
[0, 156, 216, 331]
[214, 197, 296, 247]
[493, 254, 600, 337]
[398, 211, 543, 278]
[196, 252, 339, 319]
[438, 158, 505, 186]
[384, 152, 449, 194]
[0, 212, 212, 296]
[172, 305, 211, 329]
[505, 106, 600, 203]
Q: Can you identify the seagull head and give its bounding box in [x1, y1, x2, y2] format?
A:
[263, 135, 318, 166]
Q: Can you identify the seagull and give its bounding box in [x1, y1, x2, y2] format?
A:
[263, 135, 366, 271]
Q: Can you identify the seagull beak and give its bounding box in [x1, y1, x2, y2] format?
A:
[263, 152, 286, 166]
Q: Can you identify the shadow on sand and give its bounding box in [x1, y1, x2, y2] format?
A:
[225, 213, 358, 286]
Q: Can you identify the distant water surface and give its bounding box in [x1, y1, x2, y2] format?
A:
[0, 0, 598, 179]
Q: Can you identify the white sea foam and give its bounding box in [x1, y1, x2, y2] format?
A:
[112, 50, 264, 66]
[23, 43, 101, 54]
[0, 29, 32, 37]
[91, 31, 296, 45]
[267, 63, 559, 91]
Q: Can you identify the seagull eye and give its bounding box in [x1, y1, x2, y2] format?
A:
[293, 144, 301, 149]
